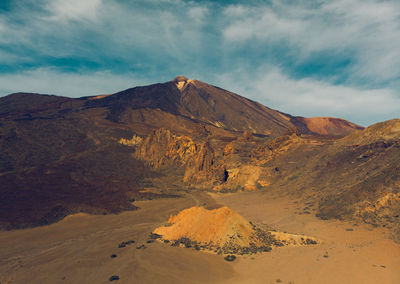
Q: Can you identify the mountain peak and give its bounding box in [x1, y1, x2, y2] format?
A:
[171, 75, 190, 83]
[171, 75, 194, 91]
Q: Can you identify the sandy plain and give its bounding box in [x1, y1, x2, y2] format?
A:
[1, 191, 399, 284]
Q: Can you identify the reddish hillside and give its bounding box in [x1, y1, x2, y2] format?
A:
[294, 116, 364, 136]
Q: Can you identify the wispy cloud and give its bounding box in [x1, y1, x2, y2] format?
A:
[0, 68, 150, 97]
[222, 0, 400, 85]
[44, 0, 102, 22]
[0, 0, 212, 64]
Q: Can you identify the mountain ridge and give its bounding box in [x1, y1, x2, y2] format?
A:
[1, 76, 363, 137]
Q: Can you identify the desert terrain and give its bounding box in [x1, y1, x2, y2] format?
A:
[2, 0, 400, 282]
[1, 190, 399, 284]
[1, 78, 399, 283]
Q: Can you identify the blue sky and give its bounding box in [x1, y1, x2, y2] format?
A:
[0, 0, 399, 126]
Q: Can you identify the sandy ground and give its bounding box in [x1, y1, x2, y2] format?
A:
[0, 193, 232, 284]
[1, 191, 399, 284]
[213, 191, 400, 284]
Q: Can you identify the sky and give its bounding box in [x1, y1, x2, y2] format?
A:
[0, 0, 399, 126]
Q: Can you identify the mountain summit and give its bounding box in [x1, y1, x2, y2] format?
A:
[85, 76, 363, 137]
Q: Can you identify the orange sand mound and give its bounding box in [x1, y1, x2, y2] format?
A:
[153, 206, 318, 252]
[154, 206, 255, 247]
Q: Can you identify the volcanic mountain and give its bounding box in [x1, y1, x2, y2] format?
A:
[84, 76, 363, 137]
[0, 76, 366, 230]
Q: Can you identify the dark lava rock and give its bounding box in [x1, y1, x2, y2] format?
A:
[224, 255, 236, 261]
[110, 254, 117, 258]
[149, 233, 162, 240]
[179, 237, 193, 248]
[109, 275, 119, 281]
[118, 240, 135, 248]
[136, 244, 147, 249]
[260, 246, 272, 252]
[305, 238, 317, 245]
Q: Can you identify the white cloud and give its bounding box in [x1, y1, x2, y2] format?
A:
[188, 6, 208, 25]
[216, 67, 400, 126]
[0, 18, 4, 34]
[0, 68, 150, 98]
[45, 0, 102, 22]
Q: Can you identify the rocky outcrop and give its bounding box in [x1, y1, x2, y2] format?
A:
[339, 118, 400, 146]
[135, 128, 197, 168]
[213, 165, 270, 192]
[135, 128, 309, 191]
[183, 141, 225, 187]
[118, 135, 142, 147]
[135, 128, 226, 188]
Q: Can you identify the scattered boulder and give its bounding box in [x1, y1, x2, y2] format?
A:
[224, 255, 236, 261]
[305, 238, 317, 245]
[118, 240, 135, 248]
[109, 275, 119, 281]
[149, 233, 162, 240]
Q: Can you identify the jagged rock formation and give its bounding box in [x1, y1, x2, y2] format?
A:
[134, 128, 225, 188]
[118, 135, 142, 147]
[135, 128, 197, 168]
[182, 141, 225, 186]
[153, 206, 318, 255]
[134, 128, 304, 191]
